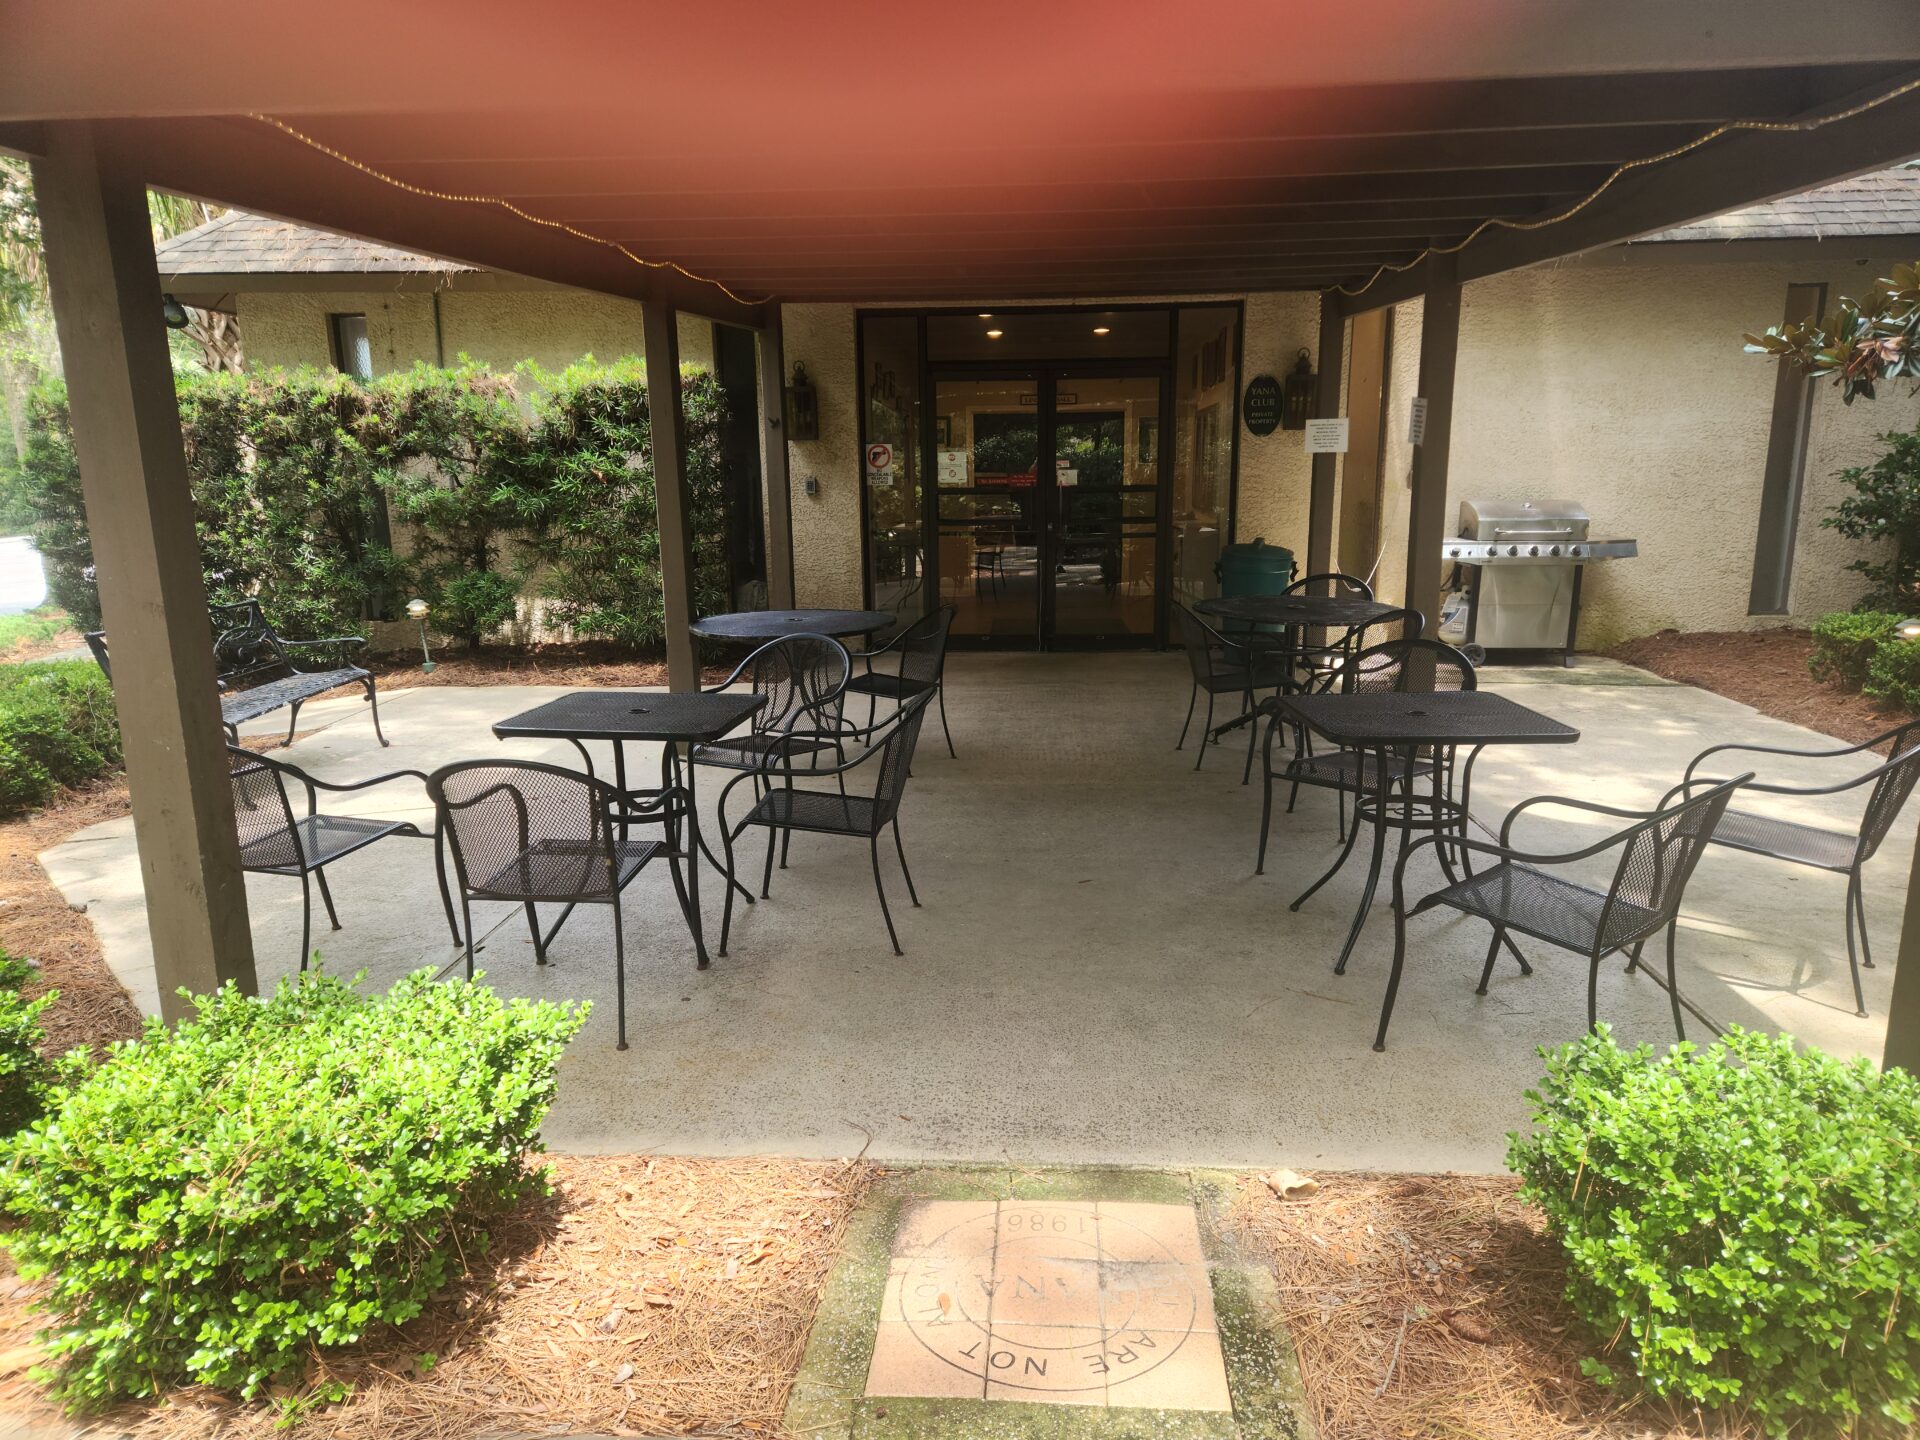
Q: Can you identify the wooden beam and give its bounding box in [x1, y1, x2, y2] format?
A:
[31, 122, 256, 1016]
[1403, 251, 1460, 651]
[1335, 67, 1920, 313]
[756, 313, 796, 609]
[1889, 824, 1920, 1073]
[642, 302, 699, 690]
[1305, 292, 1342, 582]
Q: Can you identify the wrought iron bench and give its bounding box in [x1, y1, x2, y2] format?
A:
[86, 600, 388, 748]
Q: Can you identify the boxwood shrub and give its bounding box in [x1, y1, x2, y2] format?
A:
[0, 949, 66, 1137]
[0, 969, 585, 1407]
[0, 660, 123, 817]
[1808, 609, 1905, 689]
[1865, 635, 1920, 711]
[1509, 1027, 1920, 1437]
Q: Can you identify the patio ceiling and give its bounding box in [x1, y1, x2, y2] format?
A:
[5, 1, 1920, 318]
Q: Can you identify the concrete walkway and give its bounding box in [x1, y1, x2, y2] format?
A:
[42, 653, 1906, 1173]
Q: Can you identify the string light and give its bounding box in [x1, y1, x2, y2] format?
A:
[1332, 73, 1920, 300]
[248, 113, 771, 307]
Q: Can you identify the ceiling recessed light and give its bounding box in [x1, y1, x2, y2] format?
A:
[978, 312, 993, 318]
[985, 329, 1004, 339]
[1092, 326, 1111, 336]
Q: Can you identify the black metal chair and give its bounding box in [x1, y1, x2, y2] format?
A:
[1173, 604, 1290, 780]
[691, 632, 852, 774]
[1282, 572, 1374, 600]
[715, 693, 932, 957]
[844, 605, 958, 758]
[1682, 720, 1920, 1016]
[1258, 633, 1472, 876]
[228, 745, 451, 971]
[1375, 774, 1751, 1051]
[428, 760, 694, 1050]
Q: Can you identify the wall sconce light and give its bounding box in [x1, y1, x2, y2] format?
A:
[1900, 617, 1920, 640]
[405, 597, 435, 674]
[783, 363, 820, 442]
[1281, 348, 1317, 431]
[161, 294, 190, 330]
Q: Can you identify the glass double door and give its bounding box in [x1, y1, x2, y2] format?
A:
[933, 368, 1169, 647]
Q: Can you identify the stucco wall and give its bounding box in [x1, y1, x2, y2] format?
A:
[238, 288, 714, 378]
[1363, 260, 1920, 648]
[780, 303, 864, 609]
[1230, 291, 1321, 565]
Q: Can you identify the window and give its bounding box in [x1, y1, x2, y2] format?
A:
[328, 313, 372, 380]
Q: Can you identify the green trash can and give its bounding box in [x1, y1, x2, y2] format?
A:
[1213, 538, 1295, 634]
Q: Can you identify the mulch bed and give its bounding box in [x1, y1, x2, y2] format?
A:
[1610, 627, 1914, 748]
[364, 644, 733, 693]
[1228, 1174, 1748, 1440]
[0, 1156, 872, 1440]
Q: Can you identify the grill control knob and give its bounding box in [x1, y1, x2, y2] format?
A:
[1569, 545, 1583, 557]
[1448, 548, 1460, 558]
[1528, 545, 1540, 556]
[1507, 545, 1519, 556]
[1548, 545, 1561, 556]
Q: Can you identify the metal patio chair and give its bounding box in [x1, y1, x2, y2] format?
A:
[715, 692, 932, 957]
[1173, 604, 1290, 780]
[1681, 720, 1920, 1016]
[1258, 632, 1472, 876]
[428, 759, 694, 1051]
[843, 604, 958, 758]
[1374, 773, 1751, 1051]
[228, 744, 451, 972]
[691, 632, 852, 775]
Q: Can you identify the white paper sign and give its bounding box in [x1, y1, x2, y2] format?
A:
[1407, 397, 1429, 446]
[1057, 469, 1079, 487]
[937, 449, 969, 487]
[1303, 417, 1349, 454]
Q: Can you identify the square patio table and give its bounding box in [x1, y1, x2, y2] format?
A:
[1276, 690, 1580, 974]
[1193, 593, 1404, 745]
[493, 689, 767, 967]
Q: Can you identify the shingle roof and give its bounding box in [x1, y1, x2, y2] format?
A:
[154, 210, 476, 276]
[1643, 166, 1920, 244]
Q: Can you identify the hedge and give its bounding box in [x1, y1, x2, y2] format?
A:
[0, 661, 123, 816]
[6, 360, 730, 649]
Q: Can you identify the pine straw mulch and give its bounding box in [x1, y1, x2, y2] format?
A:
[1609, 627, 1914, 749]
[363, 644, 734, 694]
[1226, 1173, 1754, 1440]
[0, 1156, 873, 1440]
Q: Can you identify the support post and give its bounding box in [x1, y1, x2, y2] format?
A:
[1887, 817, 1920, 1073]
[756, 311, 796, 609]
[1404, 252, 1461, 643]
[1304, 291, 1343, 588]
[642, 301, 699, 690]
[31, 123, 255, 1014]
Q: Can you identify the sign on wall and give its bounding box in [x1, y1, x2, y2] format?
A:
[1242, 374, 1283, 437]
[1407, 397, 1429, 446]
[865, 442, 893, 485]
[937, 449, 969, 486]
[1303, 417, 1350, 454]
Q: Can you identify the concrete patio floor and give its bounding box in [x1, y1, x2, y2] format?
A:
[42, 652, 1906, 1173]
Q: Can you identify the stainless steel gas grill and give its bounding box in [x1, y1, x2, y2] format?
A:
[1440, 499, 1637, 666]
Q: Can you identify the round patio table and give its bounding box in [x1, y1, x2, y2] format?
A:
[1194, 594, 1395, 628]
[690, 608, 895, 642]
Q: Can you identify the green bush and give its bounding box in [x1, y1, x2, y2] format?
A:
[1508, 1027, 1920, 1437]
[1866, 634, 1920, 709]
[10, 359, 733, 654]
[1823, 425, 1920, 609]
[0, 660, 122, 815]
[0, 969, 585, 1407]
[0, 949, 65, 1137]
[1809, 609, 1906, 688]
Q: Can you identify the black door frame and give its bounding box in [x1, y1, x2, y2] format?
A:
[927, 358, 1173, 650]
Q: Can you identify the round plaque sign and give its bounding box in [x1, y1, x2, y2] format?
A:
[895, 1204, 1204, 1397]
[1242, 374, 1283, 437]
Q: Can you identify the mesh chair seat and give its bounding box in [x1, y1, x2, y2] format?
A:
[220, 667, 369, 722]
[843, 670, 935, 701]
[1421, 861, 1662, 953]
[1710, 807, 1858, 871]
[746, 787, 881, 837]
[692, 732, 839, 771]
[472, 837, 663, 901]
[238, 812, 409, 874]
